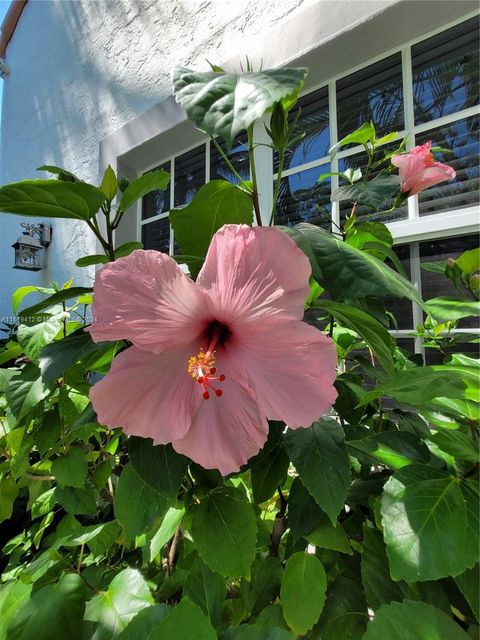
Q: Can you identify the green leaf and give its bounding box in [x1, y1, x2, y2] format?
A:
[456, 247, 480, 275]
[316, 576, 368, 640]
[455, 565, 479, 622]
[329, 121, 376, 155]
[333, 174, 401, 208]
[100, 165, 117, 201]
[345, 222, 393, 252]
[18, 287, 92, 319]
[118, 169, 170, 212]
[0, 477, 19, 524]
[61, 521, 120, 557]
[381, 465, 478, 581]
[172, 67, 307, 148]
[55, 485, 96, 515]
[184, 557, 226, 626]
[305, 514, 352, 554]
[0, 180, 106, 220]
[7, 573, 87, 640]
[362, 600, 470, 640]
[0, 582, 32, 640]
[250, 439, 289, 503]
[316, 300, 395, 375]
[287, 476, 323, 540]
[430, 429, 479, 462]
[280, 552, 327, 636]
[51, 448, 88, 488]
[360, 365, 476, 406]
[347, 431, 430, 470]
[6, 365, 49, 421]
[0, 341, 23, 366]
[284, 224, 423, 305]
[170, 180, 253, 257]
[425, 296, 480, 321]
[17, 313, 67, 363]
[284, 418, 351, 523]
[117, 605, 170, 640]
[128, 438, 189, 502]
[85, 568, 154, 640]
[75, 254, 109, 267]
[241, 556, 283, 618]
[149, 507, 185, 561]
[114, 241, 143, 258]
[37, 165, 82, 182]
[12, 285, 54, 314]
[191, 486, 257, 578]
[114, 463, 168, 546]
[223, 626, 294, 639]
[149, 598, 216, 640]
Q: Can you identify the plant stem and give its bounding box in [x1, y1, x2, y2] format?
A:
[247, 125, 262, 226]
[210, 136, 248, 189]
[269, 148, 285, 226]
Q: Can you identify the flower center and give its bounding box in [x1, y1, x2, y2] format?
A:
[187, 323, 227, 400]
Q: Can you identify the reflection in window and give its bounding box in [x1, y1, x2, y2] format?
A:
[174, 146, 206, 207]
[336, 53, 404, 141]
[210, 135, 250, 184]
[420, 234, 479, 330]
[142, 217, 170, 253]
[338, 145, 407, 224]
[275, 165, 332, 229]
[142, 162, 171, 220]
[412, 16, 480, 124]
[417, 116, 480, 215]
[274, 86, 329, 172]
[384, 244, 413, 330]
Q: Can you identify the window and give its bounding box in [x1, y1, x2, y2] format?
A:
[140, 13, 479, 358]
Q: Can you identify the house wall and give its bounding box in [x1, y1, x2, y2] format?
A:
[0, 0, 475, 320]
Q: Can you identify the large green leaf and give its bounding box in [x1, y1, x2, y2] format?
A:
[362, 600, 470, 640]
[6, 365, 49, 421]
[280, 552, 327, 636]
[149, 598, 216, 640]
[51, 448, 88, 488]
[381, 465, 478, 581]
[315, 576, 368, 640]
[172, 67, 307, 148]
[425, 296, 480, 321]
[191, 486, 257, 578]
[0, 180, 106, 220]
[316, 300, 395, 375]
[114, 463, 168, 545]
[7, 573, 87, 640]
[0, 582, 32, 640]
[223, 626, 294, 639]
[347, 431, 430, 470]
[184, 557, 226, 626]
[149, 507, 185, 561]
[430, 429, 479, 462]
[12, 285, 54, 314]
[170, 180, 253, 257]
[0, 477, 19, 524]
[287, 476, 323, 541]
[18, 287, 92, 319]
[241, 556, 283, 618]
[17, 313, 67, 363]
[305, 515, 352, 554]
[118, 169, 170, 212]
[360, 365, 477, 406]
[116, 605, 170, 640]
[250, 436, 289, 503]
[85, 568, 154, 640]
[284, 418, 351, 523]
[128, 438, 189, 503]
[284, 224, 423, 305]
[455, 565, 479, 622]
[333, 174, 401, 208]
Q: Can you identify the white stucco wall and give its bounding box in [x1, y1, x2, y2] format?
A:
[0, 0, 475, 320]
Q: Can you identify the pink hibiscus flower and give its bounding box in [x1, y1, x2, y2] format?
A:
[88, 225, 337, 475]
[391, 141, 456, 196]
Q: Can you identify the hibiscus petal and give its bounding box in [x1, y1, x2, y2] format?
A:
[196, 225, 311, 326]
[88, 250, 209, 353]
[172, 348, 268, 475]
[90, 344, 203, 442]
[231, 319, 338, 428]
[406, 164, 456, 196]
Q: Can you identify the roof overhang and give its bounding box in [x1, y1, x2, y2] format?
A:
[0, 0, 28, 59]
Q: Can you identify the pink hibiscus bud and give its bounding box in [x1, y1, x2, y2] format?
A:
[86, 225, 338, 475]
[391, 141, 456, 196]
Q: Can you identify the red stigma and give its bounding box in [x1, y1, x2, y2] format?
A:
[215, 389, 223, 397]
[203, 390, 210, 400]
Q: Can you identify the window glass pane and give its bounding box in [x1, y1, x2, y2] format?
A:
[412, 16, 480, 125]
[210, 134, 249, 183]
[425, 340, 479, 365]
[142, 162, 171, 220]
[274, 86, 329, 172]
[420, 234, 479, 329]
[417, 116, 479, 215]
[275, 164, 331, 229]
[142, 218, 170, 253]
[385, 244, 413, 330]
[338, 145, 407, 224]
[174, 146, 206, 207]
[336, 53, 404, 141]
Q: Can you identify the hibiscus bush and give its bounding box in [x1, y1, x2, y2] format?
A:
[0, 65, 478, 640]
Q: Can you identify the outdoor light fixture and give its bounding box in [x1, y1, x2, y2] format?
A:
[12, 223, 52, 271]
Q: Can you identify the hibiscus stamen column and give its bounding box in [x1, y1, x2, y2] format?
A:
[187, 325, 226, 399]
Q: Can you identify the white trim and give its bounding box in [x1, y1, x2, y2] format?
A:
[409, 242, 425, 355]
[389, 207, 480, 245]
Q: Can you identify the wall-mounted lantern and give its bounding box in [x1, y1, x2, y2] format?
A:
[12, 223, 52, 271]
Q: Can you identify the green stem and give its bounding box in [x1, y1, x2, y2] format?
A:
[85, 218, 115, 261]
[210, 136, 249, 189]
[269, 148, 285, 226]
[247, 125, 262, 226]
